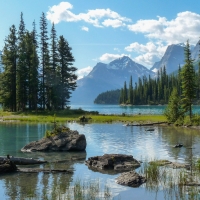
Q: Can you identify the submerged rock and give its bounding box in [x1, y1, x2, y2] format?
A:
[21, 130, 86, 152]
[85, 154, 140, 172]
[116, 171, 146, 187]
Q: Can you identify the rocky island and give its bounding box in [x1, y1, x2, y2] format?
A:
[21, 127, 86, 152]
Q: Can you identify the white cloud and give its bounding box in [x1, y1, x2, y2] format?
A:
[81, 26, 89, 31]
[127, 11, 200, 45]
[102, 19, 125, 28]
[99, 53, 130, 62]
[125, 42, 167, 67]
[76, 66, 93, 79]
[47, 2, 131, 28]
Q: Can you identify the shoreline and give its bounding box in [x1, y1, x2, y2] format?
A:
[0, 112, 199, 129]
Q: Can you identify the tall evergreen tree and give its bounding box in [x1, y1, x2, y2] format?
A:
[164, 88, 182, 123]
[123, 81, 128, 104]
[24, 31, 39, 110]
[57, 35, 77, 109]
[39, 12, 50, 109]
[50, 23, 59, 109]
[17, 12, 28, 111]
[128, 76, 133, 104]
[0, 25, 18, 111]
[181, 40, 196, 120]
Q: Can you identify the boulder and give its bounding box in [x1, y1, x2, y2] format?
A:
[0, 160, 17, 173]
[21, 130, 86, 152]
[116, 171, 146, 187]
[85, 154, 140, 172]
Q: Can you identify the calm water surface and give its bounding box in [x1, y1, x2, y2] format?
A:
[0, 123, 200, 199]
[70, 104, 200, 115]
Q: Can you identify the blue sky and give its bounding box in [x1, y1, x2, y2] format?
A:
[0, 0, 200, 78]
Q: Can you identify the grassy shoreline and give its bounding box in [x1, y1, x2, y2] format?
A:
[0, 110, 166, 124]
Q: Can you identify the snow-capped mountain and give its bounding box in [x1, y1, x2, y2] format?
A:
[150, 44, 185, 74]
[70, 56, 154, 104]
[151, 41, 199, 74]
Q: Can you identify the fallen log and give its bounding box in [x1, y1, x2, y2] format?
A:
[0, 156, 47, 165]
[17, 168, 73, 173]
[124, 121, 167, 126]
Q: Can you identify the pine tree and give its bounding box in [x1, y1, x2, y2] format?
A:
[57, 35, 77, 109]
[164, 88, 183, 122]
[123, 81, 128, 104]
[181, 40, 196, 120]
[39, 12, 50, 109]
[17, 13, 28, 111]
[128, 76, 133, 104]
[50, 23, 60, 109]
[24, 31, 39, 110]
[0, 25, 18, 111]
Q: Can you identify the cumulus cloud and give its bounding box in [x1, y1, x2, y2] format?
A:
[102, 19, 125, 28]
[125, 42, 167, 67]
[47, 2, 131, 28]
[99, 53, 130, 62]
[76, 66, 93, 79]
[127, 11, 200, 45]
[81, 26, 89, 31]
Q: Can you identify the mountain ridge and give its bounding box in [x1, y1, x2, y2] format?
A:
[70, 56, 154, 104]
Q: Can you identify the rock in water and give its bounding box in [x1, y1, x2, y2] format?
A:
[0, 161, 17, 173]
[116, 171, 146, 187]
[85, 154, 140, 172]
[21, 130, 86, 152]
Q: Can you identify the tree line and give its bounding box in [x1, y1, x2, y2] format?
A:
[119, 42, 199, 108]
[94, 90, 120, 104]
[0, 12, 77, 112]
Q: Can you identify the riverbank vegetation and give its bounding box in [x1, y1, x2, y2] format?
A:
[0, 109, 166, 124]
[138, 158, 200, 200]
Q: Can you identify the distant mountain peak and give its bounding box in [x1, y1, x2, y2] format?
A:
[176, 43, 185, 47]
[71, 56, 154, 104]
[107, 56, 133, 70]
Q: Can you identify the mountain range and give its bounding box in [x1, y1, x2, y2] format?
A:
[71, 56, 154, 104]
[70, 41, 200, 104]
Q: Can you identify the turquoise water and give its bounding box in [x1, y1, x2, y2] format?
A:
[70, 104, 200, 115]
[0, 123, 199, 199]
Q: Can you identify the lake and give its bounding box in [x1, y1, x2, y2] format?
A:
[0, 122, 200, 199]
[70, 104, 200, 115]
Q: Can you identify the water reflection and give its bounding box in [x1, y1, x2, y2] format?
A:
[0, 123, 199, 199]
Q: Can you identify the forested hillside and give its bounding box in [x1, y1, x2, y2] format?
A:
[94, 90, 120, 104]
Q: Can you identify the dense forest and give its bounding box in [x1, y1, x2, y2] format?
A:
[94, 90, 120, 104]
[95, 42, 200, 107]
[0, 12, 77, 112]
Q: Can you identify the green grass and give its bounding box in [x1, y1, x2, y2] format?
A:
[0, 112, 167, 124]
[138, 159, 200, 200]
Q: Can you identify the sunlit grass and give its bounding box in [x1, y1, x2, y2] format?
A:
[0, 112, 167, 124]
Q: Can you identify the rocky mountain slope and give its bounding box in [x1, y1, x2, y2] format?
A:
[70, 56, 154, 104]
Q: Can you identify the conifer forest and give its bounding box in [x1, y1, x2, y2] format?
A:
[0, 12, 77, 112]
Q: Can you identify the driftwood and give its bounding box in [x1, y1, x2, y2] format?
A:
[0, 156, 47, 165]
[17, 168, 73, 174]
[125, 121, 167, 126]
